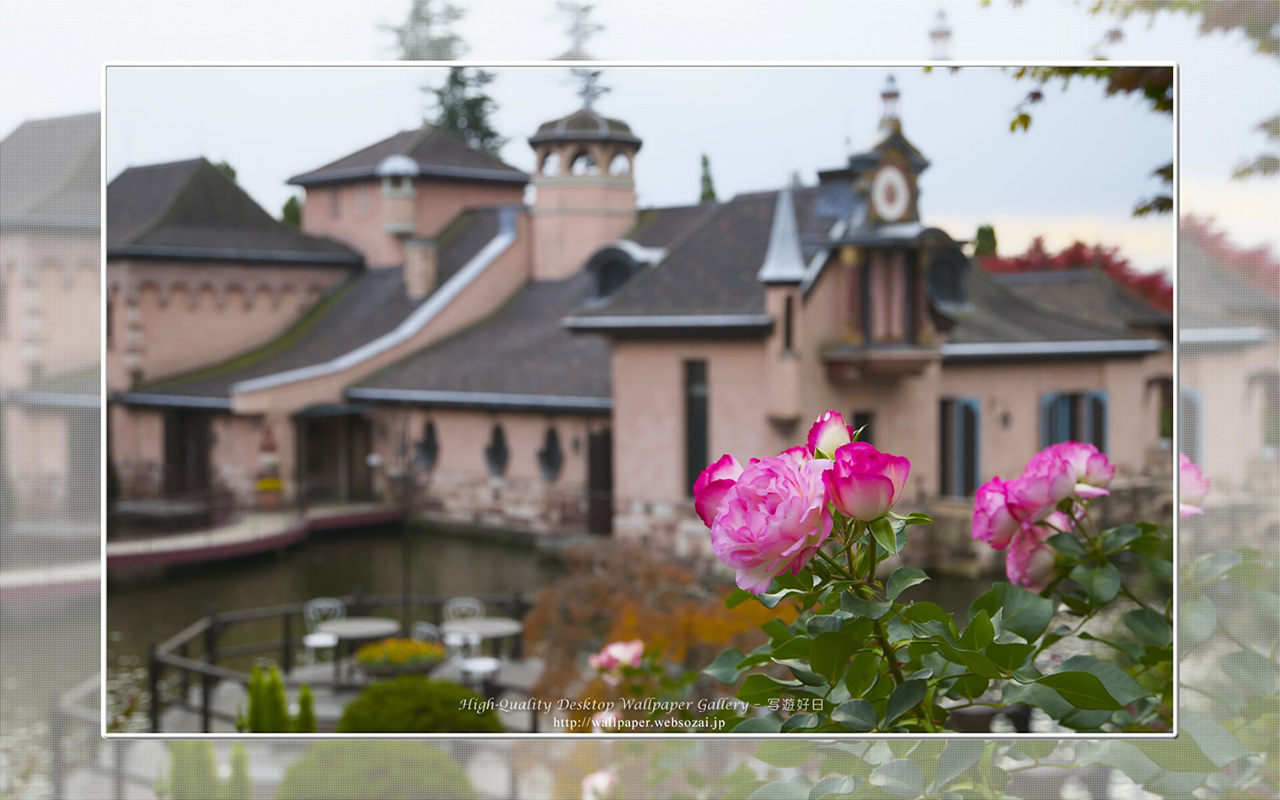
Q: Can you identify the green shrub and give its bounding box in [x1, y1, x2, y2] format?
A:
[336, 677, 503, 734]
[237, 666, 316, 733]
[275, 741, 474, 800]
[158, 741, 250, 800]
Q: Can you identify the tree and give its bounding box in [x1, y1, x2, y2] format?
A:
[382, 0, 465, 61]
[699, 154, 717, 203]
[281, 196, 300, 228]
[214, 161, 236, 183]
[974, 224, 998, 257]
[425, 67, 507, 156]
[977, 235, 1172, 311]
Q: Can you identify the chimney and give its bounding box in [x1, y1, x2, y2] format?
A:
[404, 237, 438, 301]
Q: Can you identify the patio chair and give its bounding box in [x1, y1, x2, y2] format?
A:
[302, 597, 345, 666]
[411, 621, 443, 642]
[443, 596, 485, 621]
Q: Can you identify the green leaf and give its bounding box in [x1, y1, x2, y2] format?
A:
[1033, 671, 1123, 710]
[884, 679, 928, 726]
[732, 715, 783, 733]
[1048, 532, 1087, 559]
[1123, 608, 1170, 647]
[703, 648, 749, 684]
[968, 583, 1054, 641]
[885, 567, 930, 601]
[900, 601, 955, 627]
[1221, 649, 1277, 695]
[868, 516, 902, 556]
[1180, 710, 1255, 768]
[868, 760, 925, 799]
[811, 631, 858, 685]
[985, 642, 1036, 672]
[726, 588, 755, 608]
[1101, 524, 1144, 554]
[781, 713, 820, 732]
[1192, 550, 1243, 586]
[757, 587, 809, 609]
[831, 699, 878, 732]
[960, 610, 995, 651]
[844, 651, 880, 698]
[1070, 562, 1121, 605]
[840, 592, 891, 620]
[756, 741, 818, 768]
[772, 636, 813, 661]
[762, 619, 794, 641]
[930, 740, 985, 794]
[738, 674, 801, 705]
[1057, 655, 1150, 705]
[809, 776, 858, 800]
[1180, 597, 1217, 645]
[806, 615, 844, 636]
[773, 659, 827, 686]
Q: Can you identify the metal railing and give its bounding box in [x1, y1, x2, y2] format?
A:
[143, 589, 537, 734]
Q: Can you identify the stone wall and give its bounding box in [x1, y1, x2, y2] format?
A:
[409, 468, 590, 536]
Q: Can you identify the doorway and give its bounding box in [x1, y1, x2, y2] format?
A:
[587, 427, 613, 535]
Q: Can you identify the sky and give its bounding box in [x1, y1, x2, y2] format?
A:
[5, 0, 1278, 274]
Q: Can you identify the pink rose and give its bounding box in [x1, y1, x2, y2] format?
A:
[693, 454, 744, 527]
[823, 442, 911, 521]
[1012, 452, 1078, 524]
[582, 770, 619, 800]
[1029, 442, 1115, 499]
[588, 639, 644, 682]
[973, 477, 1020, 549]
[1179, 453, 1211, 518]
[807, 410, 855, 458]
[1004, 511, 1070, 588]
[709, 454, 834, 593]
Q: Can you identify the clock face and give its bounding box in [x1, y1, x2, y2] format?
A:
[871, 164, 910, 223]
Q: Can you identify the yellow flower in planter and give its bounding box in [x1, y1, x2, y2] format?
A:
[256, 477, 283, 492]
[356, 638, 447, 667]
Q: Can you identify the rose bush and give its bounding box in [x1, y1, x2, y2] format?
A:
[694, 411, 1178, 734]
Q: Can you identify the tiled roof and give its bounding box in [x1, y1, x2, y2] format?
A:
[350, 270, 611, 409]
[994, 269, 1172, 334]
[573, 188, 820, 320]
[107, 158, 362, 265]
[0, 111, 100, 229]
[128, 209, 501, 400]
[947, 267, 1149, 345]
[529, 109, 641, 147]
[288, 127, 528, 187]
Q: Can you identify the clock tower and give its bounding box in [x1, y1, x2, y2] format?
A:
[865, 74, 928, 227]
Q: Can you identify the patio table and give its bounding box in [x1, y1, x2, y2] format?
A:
[318, 616, 401, 686]
[441, 617, 524, 657]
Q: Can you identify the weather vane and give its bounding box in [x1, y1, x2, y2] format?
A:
[556, 2, 603, 60]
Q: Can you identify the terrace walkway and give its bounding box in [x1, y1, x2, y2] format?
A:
[105, 502, 403, 569]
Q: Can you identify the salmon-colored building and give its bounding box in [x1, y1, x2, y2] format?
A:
[106, 78, 1174, 558]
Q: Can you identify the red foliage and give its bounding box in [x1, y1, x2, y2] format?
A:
[977, 236, 1173, 312]
[1180, 215, 1280, 296]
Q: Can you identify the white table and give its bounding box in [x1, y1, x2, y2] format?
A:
[318, 617, 400, 684]
[442, 617, 525, 658]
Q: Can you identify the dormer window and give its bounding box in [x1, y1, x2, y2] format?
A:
[597, 260, 631, 298]
[928, 251, 968, 306]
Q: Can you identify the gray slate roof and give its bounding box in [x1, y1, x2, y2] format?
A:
[107, 158, 362, 265]
[1178, 235, 1280, 331]
[528, 109, 642, 148]
[947, 267, 1150, 345]
[128, 208, 501, 400]
[350, 270, 611, 410]
[0, 111, 100, 230]
[289, 127, 528, 187]
[573, 187, 822, 320]
[994, 269, 1171, 335]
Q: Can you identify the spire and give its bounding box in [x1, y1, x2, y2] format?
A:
[758, 186, 807, 284]
[879, 73, 901, 136]
[929, 9, 952, 61]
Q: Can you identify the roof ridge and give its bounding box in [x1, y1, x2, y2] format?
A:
[415, 124, 522, 172]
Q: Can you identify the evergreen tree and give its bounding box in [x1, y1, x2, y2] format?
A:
[281, 195, 300, 228]
[383, 0, 465, 61]
[974, 224, 998, 257]
[221, 745, 251, 800]
[699, 154, 717, 204]
[293, 684, 317, 733]
[213, 161, 236, 182]
[426, 67, 507, 156]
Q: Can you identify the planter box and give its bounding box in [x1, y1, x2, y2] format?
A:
[257, 489, 283, 510]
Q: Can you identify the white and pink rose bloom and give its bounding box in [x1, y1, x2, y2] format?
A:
[1179, 453, 1211, 518]
[588, 639, 644, 686]
[694, 411, 913, 594]
[581, 770, 620, 800]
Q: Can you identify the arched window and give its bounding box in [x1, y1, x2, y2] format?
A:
[484, 424, 509, 476]
[597, 260, 631, 298]
[537, 427, 564, 481]
[541, 152, 561, 177]
[570, 151, 599, 176]
[608, 153, 630, 176]
[416, 420, 439, 470]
